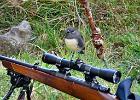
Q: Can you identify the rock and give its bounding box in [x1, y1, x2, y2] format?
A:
[0, 20, 32, 56]
[7, 0, 24, 7]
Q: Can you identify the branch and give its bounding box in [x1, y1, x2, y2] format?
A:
[79, 0, 105, 60]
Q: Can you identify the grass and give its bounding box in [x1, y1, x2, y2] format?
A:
[0, 0, 140, 99]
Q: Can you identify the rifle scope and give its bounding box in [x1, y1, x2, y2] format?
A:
[42, 53, 121, 84]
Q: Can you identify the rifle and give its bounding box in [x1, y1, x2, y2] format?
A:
[0, 53, 122, 100]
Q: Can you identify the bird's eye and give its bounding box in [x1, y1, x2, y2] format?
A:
[67, 30, 70, 33]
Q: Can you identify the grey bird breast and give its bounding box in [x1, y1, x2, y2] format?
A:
[64, 38, 79, 51]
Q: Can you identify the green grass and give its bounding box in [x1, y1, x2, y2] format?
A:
[0, 0, 140, 99]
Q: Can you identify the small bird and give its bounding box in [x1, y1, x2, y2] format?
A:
[64, 27, 85, 60]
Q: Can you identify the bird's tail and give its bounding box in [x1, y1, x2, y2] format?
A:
[78, 48, 85, 54]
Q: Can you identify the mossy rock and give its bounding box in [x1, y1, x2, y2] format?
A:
[0, 36, 19, 56]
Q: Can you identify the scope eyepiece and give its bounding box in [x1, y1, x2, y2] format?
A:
[42, 53, 121, 84]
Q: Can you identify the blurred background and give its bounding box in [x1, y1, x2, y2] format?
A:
[0, 0, 140, 100]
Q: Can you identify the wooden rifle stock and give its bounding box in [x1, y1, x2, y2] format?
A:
[1, 57, 118, 100]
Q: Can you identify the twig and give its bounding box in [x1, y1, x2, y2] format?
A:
[74, 0, 85, 28]
[125, 65, 135, 78]
[79, 0, 105, 60]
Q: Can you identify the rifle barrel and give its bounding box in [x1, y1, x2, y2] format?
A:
[0, 55, 33, 68]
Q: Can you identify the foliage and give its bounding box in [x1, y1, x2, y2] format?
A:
[0, 0, 140, 99]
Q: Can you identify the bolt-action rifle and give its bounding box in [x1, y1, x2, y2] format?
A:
[0, 53, 139, 100]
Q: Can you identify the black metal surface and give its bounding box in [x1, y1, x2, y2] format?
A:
[2, 70, 32, 100]
[42, 53, 121, 83]
[2, 86, 16, 100]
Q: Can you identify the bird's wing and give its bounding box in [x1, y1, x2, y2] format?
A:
[77, 36, 84, 49]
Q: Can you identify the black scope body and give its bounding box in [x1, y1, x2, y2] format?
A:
[42, 53, 121, 84]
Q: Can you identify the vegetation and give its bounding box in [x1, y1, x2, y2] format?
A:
[0, 0, 140, 99]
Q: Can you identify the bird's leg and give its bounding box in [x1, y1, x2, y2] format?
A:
[67, 51, 74, 72]
[77, 53, 80, 61]
[70, 51, 75, 61]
